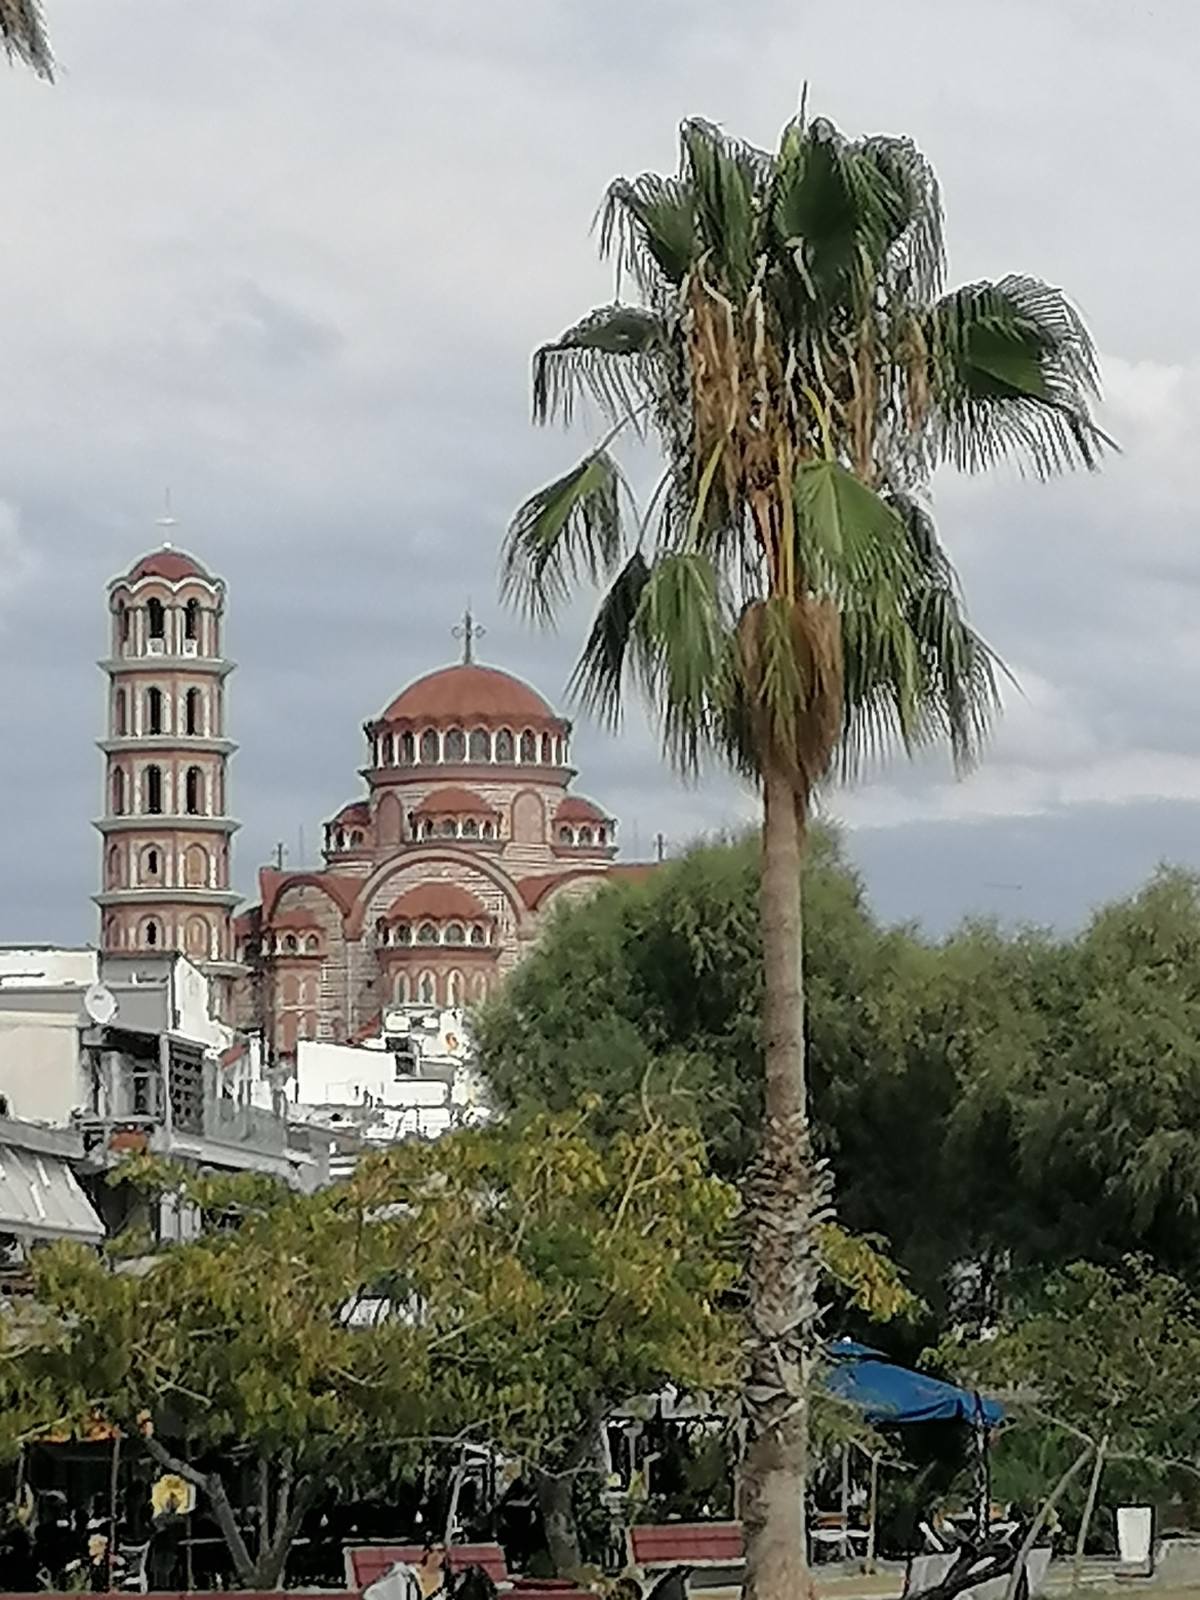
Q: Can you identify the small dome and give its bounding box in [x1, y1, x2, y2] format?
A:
[413, 786, 498, 817]
[556, 795, 610, 824]
[384, 884, 489, 922]
[329, 799, 371, 826]
[378, 663, 560, 726]
[125, 546, 211, 584]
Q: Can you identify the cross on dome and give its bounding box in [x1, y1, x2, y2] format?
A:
[452, 605, 486, 665]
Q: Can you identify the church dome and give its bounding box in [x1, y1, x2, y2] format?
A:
[377, 663, 562, 727]
[125, 546, 212, 584]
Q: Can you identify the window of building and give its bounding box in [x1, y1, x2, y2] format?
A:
[146, 686, 163, 735]
[444, 727, 466, 762]
[184, 844, 208, 887]
[416, 921, 438, 946]
[144, 917, 162, 948]
[461, 817, 479, 839]
[421, 820, 435, 840]
[147, 598, 165, 639]
[470, 923, 487, 945]
[578, 826, 594, 845]
[114, 689, 127, 737]
[144, 765, 163, 815]
[350, 829, 364, 846]
[468, 728, 490, 762]
[447, 971, 464, 1007]
[394, 922, 411, 945]
[185, 687, 202, 736]
[520, 729, 537, 763]
[185, 599, 200, 641]
[445, 922, 465, 946]
[400, 731, 415, 764]
[558, 825, 574, 844]
[304, 934, 319, 954]
[471, 972, 488, 1002]
[118, 604, 131, 646]
[111, 767, 127, 816]
[394, 973, 410, 1003]
[420, 729, 440, 764]
[384, 733, 396, 766]
[541, 732, 554, 764]
[419, 972, 436, 1004]
[481, 820, 495, 840]
[143, 846, 161, 882]
[185, 766, 203, 816]
[439, 817, 457, 838]
[494, 728, 515, 763]
[107, 845, 121, 887]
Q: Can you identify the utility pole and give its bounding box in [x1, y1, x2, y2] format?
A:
[655, 832, 666, 863]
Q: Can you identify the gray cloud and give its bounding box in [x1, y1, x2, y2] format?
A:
[0, 0, 1197, 943]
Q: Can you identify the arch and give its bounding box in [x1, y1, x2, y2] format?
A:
[511, 790, 545, 846]
[336, 829, 347, 851]
[444, 922, 466, 946]
[394, 972, 410, 1004]
[494, 728, 515, 763]
[283, 933, 299, 953]
[481, 819, 495, 840]
[439, 817, 458, 838]
[141, 845, 163, 885]
[470, 923, 487, 946]
[184, 843, 208, 888]
[114, 689, 127, 737]
[577, 825, 594, 846]
[418, 971, 436, 1004]
[471, 971, 489, 1003]
[142, 916, 162, 949]
[278, 1013, 298, 1054]
[300, 976, 316, 1006]
[143, 765, 163, 816]
[540, 731, 554, 764]
[280, 973, 299, 1005]
[377, 792, 403, 848]
[184, 915, 210, 958]
[444, 727, 466, 763]
[185, 766, 203, 816]
[420, 820, 436, 840]
[111, 766, 127, 817]
[461, 817, 479, 839]
[350, 829, 364, 846]
[146, 597, 165, 640]
[400, 731, 415, 765]
[419, 728, 440, 764]
[184, 598, 200, 641]
[303, 933, 319, 954]
[393, 921, 411, 945]
[468, 727, 490, 763]
[558, 825, 575, 844]
[446, 970, 464, 1007]
[345, 845, 529, 941]
[384, 732, 396, 766]
[145, 686, 163, 734]
[416, 921, 438, 946]
[519, 729, 537, 763]
[185, 687, 203, 736]
[107, 845, 122, 888]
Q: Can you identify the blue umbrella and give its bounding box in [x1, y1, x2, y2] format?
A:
[824, 1340, 1004, 1427]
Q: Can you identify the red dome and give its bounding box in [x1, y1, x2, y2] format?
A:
[414, 786, 498, 817]
[126, 546, 211, 583]
[384, 884, 489, 922]
[379, 664, 560, 726]
[556, 795, 610, 824]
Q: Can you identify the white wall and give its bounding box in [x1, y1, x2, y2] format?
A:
[294, 1039, 450, 1109]
[0, 1010, 89, 1125]
[0, 948, 97, 989]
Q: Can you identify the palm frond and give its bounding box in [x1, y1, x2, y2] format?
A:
[855, 134, 945, 301]
[0, 0, 52, 79]
[501, 451, 628, 625]
[679, 119, 763, 299]
[794, 458, 917, 604]
[632, 551, 731, 775]
[532, 305, 665, 427]
[568, 549, 652, 729]
[597, 173, 696, 298]
[927, 275, 1110, 477]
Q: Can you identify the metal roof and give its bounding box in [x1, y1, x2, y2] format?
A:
[0, 1142, 104, 1244]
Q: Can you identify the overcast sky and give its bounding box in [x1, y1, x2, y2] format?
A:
[0, 0, 1195, 945]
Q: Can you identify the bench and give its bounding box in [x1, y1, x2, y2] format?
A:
[630, 1523, 745, 1578]
[345, 1543, 512, 1592]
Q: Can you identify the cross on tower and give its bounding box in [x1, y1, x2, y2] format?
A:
[452, 605, 486, 665]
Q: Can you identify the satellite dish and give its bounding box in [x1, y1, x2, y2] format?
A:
[84, 983, 117, 1026]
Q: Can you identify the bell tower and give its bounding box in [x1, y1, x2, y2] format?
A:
[94, 539, 241, 1013]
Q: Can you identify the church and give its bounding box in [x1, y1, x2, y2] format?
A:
[95, 543, 644, 1057]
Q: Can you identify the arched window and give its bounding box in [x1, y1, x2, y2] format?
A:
[541, 732, 554, 764]
[184, 844, 207, 887]
[400, 731, 415, 764]
[420, 729, 440, 764]
[116, 603, 130, 649]
[416, 922, 438, 946]
[461, 817, 479, 839]
[394, 973, 410, 1003]
[107, 845, 121, 887]
[146, 598, 165, 640]
[578, 826, 594, 846]
[558, 825, 574, 844]
[471, 972, 489, 1003]
[184, 599, 200, 641]
[141, 846, 162, 884]
[143, 765, 163, 816]
[481, 820, 495, 840]
[419, 972, 436, 1004]
[111, 767, 127, 816]
[185, 687, 202, 736]
[468, 728, 490, 762]
[350, 830, 364, 846]
[494, 728, 515, 763]
[445, 922, 466, 946]
[185, 766, 203, 816]
[375, 916, 387, 941]
[520, 729, 537, 763]
[597, 826, 607, 846]
[284, 934, 298, 953]
[384, 733, 396, 766]
[470, 924, 487, 946]
[304, 934, 319, 954]
[439, 817, 457, 838]
[444, 727, 466, 763]
[143, 917, 162, 949]
[421, 820, 435, 840]
[114, 689, 127, 737]
[336, 829, 346, 851]
[185, 916, 209, 958]
[447, 971, 464, 1007]
[394, 922, 411, 945]
[300, 977, 316, 1006]
[145, 687, 163, 735]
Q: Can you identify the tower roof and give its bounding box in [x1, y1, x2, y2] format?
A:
[124, 546, 212, 584]
[377, 663, 560, 726]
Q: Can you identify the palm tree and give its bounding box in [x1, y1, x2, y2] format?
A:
[1, 0, 52, 79]
[502, 113, 1105, 1600]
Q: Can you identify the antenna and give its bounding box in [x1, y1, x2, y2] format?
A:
[155, 487, 178, 545]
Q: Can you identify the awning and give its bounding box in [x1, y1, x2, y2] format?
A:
[824, 1339, 1004, 1426]
[0, 1143, 104, 1244]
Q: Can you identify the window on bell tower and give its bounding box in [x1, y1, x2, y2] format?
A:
[146, 687, 163, 735]
[144, 765, 163, 815]
[147, 598, 165, 640]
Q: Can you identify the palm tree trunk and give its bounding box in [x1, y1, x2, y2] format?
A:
[740, 763, 826, 1600]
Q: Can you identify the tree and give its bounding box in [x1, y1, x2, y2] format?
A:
[502, 112, 1104, 1599]
[945, 1258, 1200, 1594]
[1, 0, 53, 78]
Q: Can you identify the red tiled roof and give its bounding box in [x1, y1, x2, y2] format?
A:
[384, 884, 488, 922]
[329, 799, 370, 826]
[259, 867, 358, 920]
[413, 785, 498, 817]
[268, 907, 323, 932]
[126, 546, 210, 583]
[555, 794, 610, 823]
[515, 869, 603, 910]
[379, 663, 560, 725]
